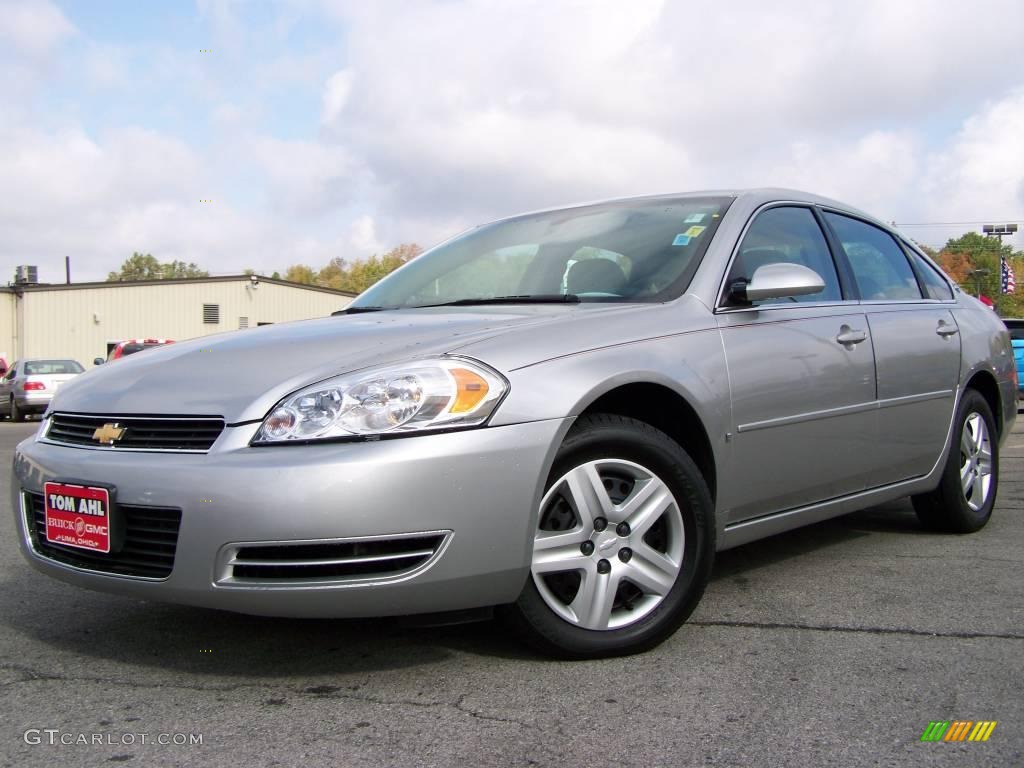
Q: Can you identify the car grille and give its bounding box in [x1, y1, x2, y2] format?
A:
[224, 533, 450, 583]
[45, 413, 225, 452]
[24, 492, 182, 579]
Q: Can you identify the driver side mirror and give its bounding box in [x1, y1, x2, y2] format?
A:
[729, 263, 825, 304]
[93, 357, 105, 366]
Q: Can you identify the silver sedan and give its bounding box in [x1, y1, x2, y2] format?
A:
[11, 189, 1015, 658]
[0, 358, 84, 422]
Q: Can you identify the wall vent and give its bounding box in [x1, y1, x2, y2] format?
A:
[202, 304, 220, 324]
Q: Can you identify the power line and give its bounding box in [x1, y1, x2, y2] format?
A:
[895, 219, 1024, 227]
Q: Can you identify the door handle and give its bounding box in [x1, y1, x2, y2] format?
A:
[836, 325, 868, 347]
[936, 321, 959, 337]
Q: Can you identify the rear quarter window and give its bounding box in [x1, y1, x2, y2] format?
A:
[901, 242, 953, 300]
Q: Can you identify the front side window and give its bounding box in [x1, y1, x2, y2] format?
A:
[350, 197, 733, 309]
[726, 206, 842, 304]
[824, 212, 922, 300]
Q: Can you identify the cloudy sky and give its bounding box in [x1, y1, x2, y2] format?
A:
[1, 0, 1022, 283]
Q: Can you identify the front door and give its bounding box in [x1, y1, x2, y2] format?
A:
[716, 206, 877, 523]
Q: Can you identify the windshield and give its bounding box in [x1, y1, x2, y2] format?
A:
[351, 196, 733, 309]
[25, 360, 83, 375]
[121, 343, 165, 356]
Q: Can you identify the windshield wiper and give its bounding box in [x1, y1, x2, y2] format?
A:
[333, 306, 386, 315]
[413, 294, 581, 308]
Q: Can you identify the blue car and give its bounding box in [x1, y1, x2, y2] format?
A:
[1005, 319, 1024, 403]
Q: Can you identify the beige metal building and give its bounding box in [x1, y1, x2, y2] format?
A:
[0, 275, 354, 367]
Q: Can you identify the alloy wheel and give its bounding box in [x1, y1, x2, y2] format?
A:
[960, 411, 993, 512]
[531, 458, 685, 631]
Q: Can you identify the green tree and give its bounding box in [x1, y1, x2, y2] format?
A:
[933, 232, 1023, 316]
[276, 244, 422, 293]
[284, 264, 317, 284]
[107, 252, 209, 281]
[336, 244, 423, 293]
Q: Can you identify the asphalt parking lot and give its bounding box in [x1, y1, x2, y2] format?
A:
[0, 420, 1021, 768]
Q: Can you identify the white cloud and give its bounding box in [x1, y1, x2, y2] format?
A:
[245, 136, 358, 215]
[919, 89, 1024, 250]
[317, 0, 1024, 239]
[0, 0, 74, 59]
[348, 214, 383, 254]
[321, 69, 354, 125]
[2, 1, 1024, 281]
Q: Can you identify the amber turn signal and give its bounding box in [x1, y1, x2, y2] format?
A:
[449, 367, 489, 413]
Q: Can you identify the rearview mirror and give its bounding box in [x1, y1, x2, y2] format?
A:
[730, 263, 825, 303]
[93, 357, 105, 366]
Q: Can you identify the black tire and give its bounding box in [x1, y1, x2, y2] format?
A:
[10, 400, 24, 423]
[912, 389, 998, 533]
[503, 414, 715, 659]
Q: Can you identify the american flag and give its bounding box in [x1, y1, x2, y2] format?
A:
[1001, 254, 1016, 294]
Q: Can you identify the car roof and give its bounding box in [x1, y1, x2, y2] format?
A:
[489, 187, 886, 231]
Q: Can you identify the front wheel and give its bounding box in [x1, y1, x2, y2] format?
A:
[912, 389, 998, 533]
[505, 414, 714, 659]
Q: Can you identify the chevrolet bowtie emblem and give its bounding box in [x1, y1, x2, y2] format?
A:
[92, 423, 126, 445]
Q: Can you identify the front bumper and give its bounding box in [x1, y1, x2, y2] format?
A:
[12, 418, 570, 617]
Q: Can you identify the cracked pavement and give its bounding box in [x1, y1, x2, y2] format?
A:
[0, 419, 1021, 767]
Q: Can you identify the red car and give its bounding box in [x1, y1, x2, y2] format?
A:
[96, 338, 175, 364]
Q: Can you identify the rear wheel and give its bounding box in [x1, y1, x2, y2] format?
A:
[912, 389, 998, 533]
[505, 414, 714, 658]
[10, 400, 24, 423]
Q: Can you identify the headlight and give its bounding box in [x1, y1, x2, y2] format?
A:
[253, 358, 507, 443]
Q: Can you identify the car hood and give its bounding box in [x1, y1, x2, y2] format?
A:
[51, 306, 637, 423]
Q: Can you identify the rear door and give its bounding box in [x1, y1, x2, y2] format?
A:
[716, 205, 878, 522]
[821, 212, 961, 485]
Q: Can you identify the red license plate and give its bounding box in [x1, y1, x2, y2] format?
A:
[44, 482, 111, 553]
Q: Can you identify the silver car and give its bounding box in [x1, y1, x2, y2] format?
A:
[0, 359, 84, 422]
[11, 189, 1015, 658]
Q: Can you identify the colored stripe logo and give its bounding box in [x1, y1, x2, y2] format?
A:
[921, 721, 997, 742]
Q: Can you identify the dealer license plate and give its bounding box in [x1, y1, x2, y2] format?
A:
[44, 481, 112, 553]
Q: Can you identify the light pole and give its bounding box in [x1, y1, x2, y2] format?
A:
[968, 268, 990, 297]
[982, 223, 1018, 243]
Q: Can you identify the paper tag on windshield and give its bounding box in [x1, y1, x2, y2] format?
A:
[672, 234, 691, 246]
[685, 225, 706, 238]
[685, 213, 705, 224]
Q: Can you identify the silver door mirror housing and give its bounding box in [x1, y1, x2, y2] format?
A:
[731, 262, 826, 303]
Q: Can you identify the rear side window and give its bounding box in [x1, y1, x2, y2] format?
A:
[25, 360, 83, 375]
[727, 206, 842, 303]
[824, 212, 921, 300]
[902, 243, 954, 300]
